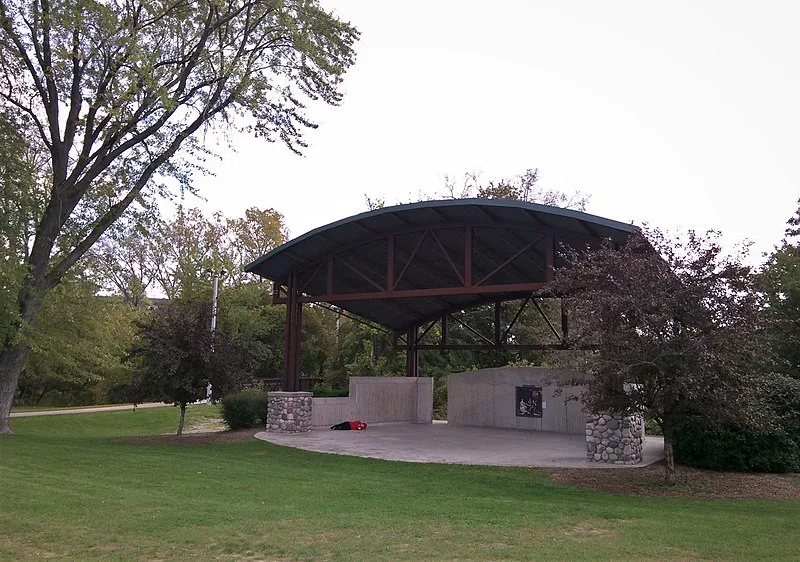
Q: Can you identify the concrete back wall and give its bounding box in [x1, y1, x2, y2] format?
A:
[312, 377, 433, 427]
[448, 367, 586, 434]
[311, 397, 354, 426]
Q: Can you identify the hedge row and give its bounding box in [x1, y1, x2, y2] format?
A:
[673, 374, 800, 473]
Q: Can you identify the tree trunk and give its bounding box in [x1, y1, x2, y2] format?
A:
[0, 343, 30, 435]
[0, 276, 48, 434]
[662, 419, 677, 485]
[177, 402, 187, 436]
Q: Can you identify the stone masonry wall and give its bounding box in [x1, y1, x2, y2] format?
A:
[267, 391, 312, 433]
[586, 412, 644, 464]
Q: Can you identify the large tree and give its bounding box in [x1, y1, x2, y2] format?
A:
[0, 0, 358, 433]
[553, 229, 768, 484]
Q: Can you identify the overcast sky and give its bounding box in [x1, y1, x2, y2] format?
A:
[190, 0, 799, 262]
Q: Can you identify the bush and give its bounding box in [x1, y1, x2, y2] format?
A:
[433, 380, 448, 420]
[673, 374, 800, 473]
[221, 389, 268, 429]
[312, 385, 348, 397]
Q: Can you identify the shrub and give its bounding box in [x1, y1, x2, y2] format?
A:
[312, 385, 348, 397]
[433, 381, 448, 420]
[673, 374, 800, 473]
[221, 389, 268, 430]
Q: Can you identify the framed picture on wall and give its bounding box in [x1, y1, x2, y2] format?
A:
[516, 385, 543, 418]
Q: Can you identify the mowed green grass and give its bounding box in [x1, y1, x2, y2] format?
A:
[1, 407, 798, 561]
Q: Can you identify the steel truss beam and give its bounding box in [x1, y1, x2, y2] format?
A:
[276, 223, 583, 389]
[272, 225, 555, 305]
[394, 296, 580, 351]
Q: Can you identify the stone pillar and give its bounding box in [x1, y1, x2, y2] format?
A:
[267, 391, 312, 433]
[586, 412, 644, 465]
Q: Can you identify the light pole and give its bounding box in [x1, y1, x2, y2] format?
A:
[206, 268, 226, 403]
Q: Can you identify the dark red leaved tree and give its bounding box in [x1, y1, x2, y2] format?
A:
[554, 229, 768, 484]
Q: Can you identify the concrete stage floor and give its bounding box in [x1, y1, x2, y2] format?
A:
[255, 422, 665, 469]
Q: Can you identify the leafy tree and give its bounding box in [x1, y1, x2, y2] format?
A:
[86, 208, 161, 307]
[227, 207, 288, 284]
[148, 207, 229, 299]
[19, 278, 138, 406]
[0, 113, 46, 357]
[0, 0, 358, 433]
[760, 202, 800, 379]
[299, 304, 337, 378]
[553, 229, 768, 484]
[443, 168, 589, 210]
[129, 298, 241, 435]
[216, 283, 285, 382]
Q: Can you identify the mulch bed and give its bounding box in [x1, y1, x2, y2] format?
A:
[117, 428, 259, 445]
[543, 463, 800, 500]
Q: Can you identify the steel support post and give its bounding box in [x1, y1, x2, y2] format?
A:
[282, 272, 303, 391]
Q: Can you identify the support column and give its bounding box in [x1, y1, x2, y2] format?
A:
[267, 391, 312, 433]
[406, 325, 419, 377]
[282, 272, 303, 391]
[586, 412, 644, 465]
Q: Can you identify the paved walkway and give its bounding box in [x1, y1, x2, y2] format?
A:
[10, 402, 168, 418]
[255, 422, 664, 469]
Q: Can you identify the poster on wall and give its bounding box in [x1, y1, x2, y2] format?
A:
[516, 385, 543, 418]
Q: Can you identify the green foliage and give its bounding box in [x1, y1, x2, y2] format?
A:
[0, 113, 42, 347]
[433, 379, 448, 419]
[674, 374, 800, 472]
[442, 168, 589, 210]
[673, 200, 800, 473]
[760, 203, 800, 379]
[217, 283, 286, 381]
[321, 319, 403, 389]
[220, 389, 268, 429]
[18, 279, 138, 407]
[311, 385, 348, 397]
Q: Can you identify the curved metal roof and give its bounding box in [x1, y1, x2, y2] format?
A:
[245, 199, 637, 330]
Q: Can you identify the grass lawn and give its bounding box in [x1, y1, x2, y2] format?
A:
[1, 406, 798, 561]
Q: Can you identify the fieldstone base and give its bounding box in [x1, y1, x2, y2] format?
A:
[586, 412, 644, 465]
[267, 391, 312, 433]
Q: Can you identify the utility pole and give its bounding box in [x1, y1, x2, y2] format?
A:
[206, 268, 226, 403]
[211, 271, 221, 335]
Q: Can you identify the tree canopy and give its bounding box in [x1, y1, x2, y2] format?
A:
[0, 0, 359, 433]
[553, 229, 768, 483]
[760, 202, 800, 379]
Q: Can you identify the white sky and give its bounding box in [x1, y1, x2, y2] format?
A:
[190, 0, 799, 262]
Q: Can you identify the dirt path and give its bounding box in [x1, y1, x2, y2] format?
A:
[10, 402, 169, 418]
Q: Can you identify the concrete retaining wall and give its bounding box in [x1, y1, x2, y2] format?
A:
[447, 367, 586, 434]
[311, 397, 354, 426]
[312, 376, 433, 427]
